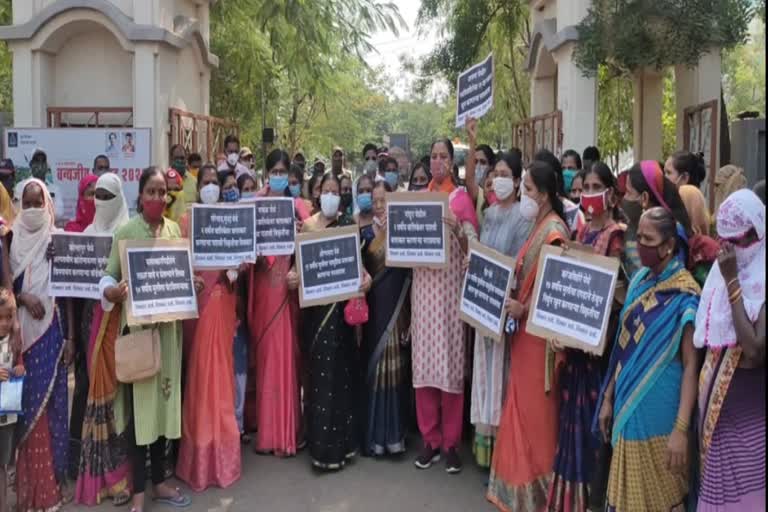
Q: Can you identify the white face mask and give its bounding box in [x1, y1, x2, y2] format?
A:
[20, 207, 48, 231]
[364, 160, 378, 175]
[493, 177, 516, 201]
[200, 183, 221, 204]
[95, 197, 121, 224]
[226, 152, 239, 167]
[519, 193, 540, 221]
[320, 193, 341, 218]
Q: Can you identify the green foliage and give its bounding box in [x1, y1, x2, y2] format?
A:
[575, 0, 754, 76]
[0, 0, 11, 113]
[597, 66, 633, 170]
[722, 19, 766, 118]
[414, 0, 530, 147]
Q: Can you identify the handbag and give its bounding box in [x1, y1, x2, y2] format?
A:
[115, 328, 161, 383]
[344, 297, 369, 326]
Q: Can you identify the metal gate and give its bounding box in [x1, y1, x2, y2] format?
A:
[511, 111, 563, 166]
[683, 99, 718, 210]
[169, 108, 239, 164]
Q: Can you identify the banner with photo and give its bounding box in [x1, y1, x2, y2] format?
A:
[3, 128, 151, 220]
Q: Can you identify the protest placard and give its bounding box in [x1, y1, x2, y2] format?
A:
[385, 192, 449, 268]
[48, 232, 113, 299]
[295, 225, 362, 308]
[190, 203, 257, 268]
[253, 197, 296, 256]
[120, 239, 198, 326]
[455, 53, 494, 128]
[526, 245, 620, 356]
[459, 240, 516, 341]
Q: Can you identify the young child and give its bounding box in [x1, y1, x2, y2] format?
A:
[0, 288, 23, 512]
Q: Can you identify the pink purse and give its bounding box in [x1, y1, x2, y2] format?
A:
[344, 297, 369, 326]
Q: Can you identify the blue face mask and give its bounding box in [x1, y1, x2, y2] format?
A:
[269, 175, 289, 193]
[222, 188, 240, 203]
[562, 168, 578, 193]
[357, 192, 373, 212]
[241, 191, 256, 200]
[385, 171, 399, 189]
[288, 184, 302, 198]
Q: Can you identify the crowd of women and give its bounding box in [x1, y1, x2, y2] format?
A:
[0, 122, 763, 512]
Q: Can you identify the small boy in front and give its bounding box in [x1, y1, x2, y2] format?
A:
[0, 289, 24, 512]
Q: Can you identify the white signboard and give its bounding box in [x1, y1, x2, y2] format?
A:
[3, 128, 151, 220]
[455, 53, 494, 128]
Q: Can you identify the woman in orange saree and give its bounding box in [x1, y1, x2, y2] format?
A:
[487, 161, 570, 512]
[176, 165, 241, 491]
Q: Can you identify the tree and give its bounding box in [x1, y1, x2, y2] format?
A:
[0, 0, 11, 113]
[722, 18, 766, 119]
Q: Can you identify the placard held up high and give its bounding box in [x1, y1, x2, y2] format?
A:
[455, 53, 494, 128]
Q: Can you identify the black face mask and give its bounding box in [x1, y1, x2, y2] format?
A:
[622, 198, 643, 226]
[409, 184, 427, 191]
[340, 192, 353, 209]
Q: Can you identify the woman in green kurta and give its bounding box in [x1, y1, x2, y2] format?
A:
[100, 167, 198, 512]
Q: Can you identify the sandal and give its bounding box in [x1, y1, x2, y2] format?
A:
[113, 490, 132, 507]
[152, 487, 191, 508]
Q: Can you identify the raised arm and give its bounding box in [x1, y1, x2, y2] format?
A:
[465, 117, 479, 203]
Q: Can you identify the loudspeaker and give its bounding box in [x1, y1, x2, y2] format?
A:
[262, 128, 275, 144]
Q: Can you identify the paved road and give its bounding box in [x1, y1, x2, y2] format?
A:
[64, 437, 496, 512]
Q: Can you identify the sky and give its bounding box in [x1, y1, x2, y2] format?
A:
[364, 0, 445, 101]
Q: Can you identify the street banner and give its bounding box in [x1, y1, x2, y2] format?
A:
[120, 239, 198, 326]
[3, 128, 151, 219]
[526, 245, 619, 356]
[455, 53, 494, 128]
[190, 203, 257, 268]
[295, 225, 363, 308]
[48, 232, 113, 299]
[253, 197, 296, 256]
[459, 240, 516, 341]
[385, 192, 449, 268]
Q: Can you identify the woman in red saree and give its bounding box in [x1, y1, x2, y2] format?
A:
[176, 165, 241, 491]
[486, 161, 570, 511]
[245, 149, 309, 456]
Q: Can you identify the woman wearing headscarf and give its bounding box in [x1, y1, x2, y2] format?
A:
[13, 178, 74, 511]
[694, 189, 765, 512]
[65, 175, 98, 232]
[62, 173, 98, 479]
[100, 167, 197, 511]
[75, 173, 132, 506]
[176, 165, 241, 491]
[412, 138, 478, 474]
[620, 160, 692, 280]
[678, 185, 720, 286]
[595, 207, 701, 512]
[713, 165, 747, 218]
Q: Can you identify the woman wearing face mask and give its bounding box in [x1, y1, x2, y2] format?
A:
[595, 207, 701, 512]
[170, 144, 197, 205]
[176, 165, 241, 491]
[561, 149, 583, 198]
[355, 175, 376, 246]
[412, 138, 478, 474]
[407, 162, 431, 192]
[679, 185, 720, 287]
[547, 162, 626, 512]
[61, 173, 98, 484]
[469, 152, 532, 469]
[287, 164, 306, 202]
[621, 160, 692, 280]
[569, 170, 585, 205]
[244, 150, 309, 457]
[75, 172, 132, 506]
[694, 190, 765, 512]
[237, 173, 258, 200]
[286, 172, 372, 470]
[340, 175, 354, 217]
[100, 167, 201, 511]
[464, 118, 498, 224]
[535, 149, 586, 237]
[485, 161, 570, 511]
[163, 169, 186, 223]
[220, 172, 241, 203]
[359, 180, 411, 456]
[13, 179, 75, 511]
[664, 151, 706, 188]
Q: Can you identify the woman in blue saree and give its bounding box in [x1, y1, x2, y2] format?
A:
[595, 207, 701, 512]
[360, 181, 411, 456]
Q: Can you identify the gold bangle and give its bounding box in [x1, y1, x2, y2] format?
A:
[729, 292, 743, 305]
[729, 288, 742, 304]
[726, 277, 740, 289]
[674, 417, 689, 432]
